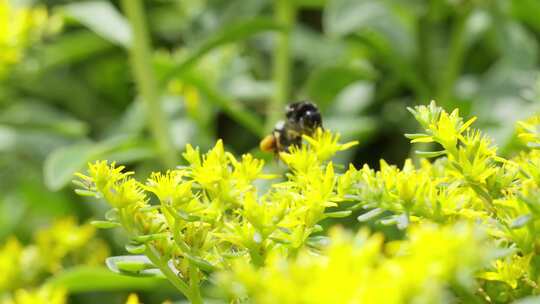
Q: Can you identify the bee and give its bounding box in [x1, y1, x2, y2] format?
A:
[260, 101, 323, 154]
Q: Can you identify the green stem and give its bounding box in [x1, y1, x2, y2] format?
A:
[189, 263, 203, 304]
[249, 246, 265, 268]
[436, 11, 470, 107]
[121, 0, 178, 168]
[266, 0, 296, 132]
[145, 245, 192, 300]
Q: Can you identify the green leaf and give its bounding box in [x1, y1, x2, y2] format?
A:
[331, 81, 374, 115]
[177, 210, 201, 222]
[44, 136, 155, 191]
[0, 126, 15, 152]
[11, 72, 105, 122]
[312, 225, 324, 233]
[74, 189, 97, 197]
[126, 243, 146, 255]
[160, 18, 282, 83]
[44, 141, 96, 191]
[518, 194, 540, 215]
[0, 102, 89, 137]
[133, 233, 168, 243]
[133, 233, 169, 243]
[47, 266, 166, 293]
[0, 195, 25, 240]
[510, 214, 532, 229]
[90, 220, 121, 229]
[305, 65, 374, 110]
[323, 0, 415, 55]
[277, 227, 292, 235]
[514, 296, 540, 304]
[268, 237, 291, 245]
[415, 150, 447, 158]
[306, 236, 330, 249]
[357, 208, 384, 222]
[184, 254, 218, 273]
[404, 133, 429, 140]
[116, 261, 155, 273]
[101, 141, 155, 163]
[105, 208, 119, 221]
[291, 26, 345, 66]
[324, 210, 352, 218]
[63, 1, 132, 47]
[325, 0, 385, 36]
[378, 214, 409, 228]
[222, 250, 248, 259]
[38, 30, 113, 70]
[106, 256, 163, 277]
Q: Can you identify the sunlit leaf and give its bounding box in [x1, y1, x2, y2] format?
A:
[106, 256, 163, 277]
[64, 1, 132, 47]
[47, 266, 167, 293]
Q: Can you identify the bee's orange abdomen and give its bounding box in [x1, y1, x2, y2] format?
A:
[259, 135, 276, 152]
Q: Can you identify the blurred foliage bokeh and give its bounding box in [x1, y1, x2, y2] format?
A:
[2, 0, 540, 302]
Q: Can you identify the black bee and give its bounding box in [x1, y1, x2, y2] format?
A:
[260, 101, 323, 153]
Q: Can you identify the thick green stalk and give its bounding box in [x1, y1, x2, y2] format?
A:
[189, 263, 203, 304]
[436, 11, 470, 107]
[121, 0, 178, 168]
[266, 0, 296, 132]
[119, 210, 192, 300]
[145, 246, 193, 301]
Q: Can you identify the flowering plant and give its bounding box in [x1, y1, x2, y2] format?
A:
[75, 102, 540, 303]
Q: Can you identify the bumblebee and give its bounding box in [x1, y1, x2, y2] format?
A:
[260, 101, 323, 153]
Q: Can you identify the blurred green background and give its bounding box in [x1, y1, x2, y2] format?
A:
[2, 0, 540, 302]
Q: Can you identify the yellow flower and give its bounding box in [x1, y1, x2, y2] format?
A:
[302, 128, 358, 162]
[0, 237, 22, 291]
[75, 161, 146, 209]
[406, 101, 476, 153]
[4, 286, 66, 304]
[186, 140, 228, 189]
[104, 178, 146, 209]
[219, 223, 490, 304]
[0, 0, 49, 77]
[478, 253, 533, 289]
[517, 114, 540, 148]
[145, 170, 192, 205]
[125, 293, 141, 304]
[35, 217, 101, 272]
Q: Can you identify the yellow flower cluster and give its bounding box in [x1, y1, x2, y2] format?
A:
[218, 102, 540, 303]
[346, 102, 540, 301]
[75, 130, 358, 302]
[74, 102, 540, 303]
[0, 0, 49, 77]
[218, 223, 490, 304]
[2, 286, 66, 304]
[517, 114, 540, 148]
[0, 218, 108, 303]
